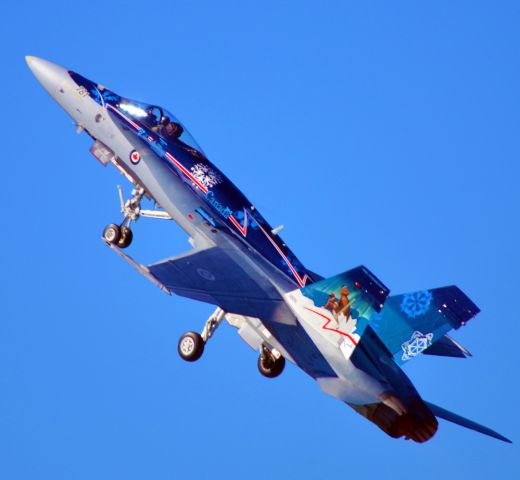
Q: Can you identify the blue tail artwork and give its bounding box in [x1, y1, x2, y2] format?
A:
[371, 286, 480, 365]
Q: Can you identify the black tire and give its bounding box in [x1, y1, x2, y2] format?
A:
[103, 224, 121, 244]
[258, 352, 285, 378]
[178, 332, 205, 362]
[117, 226, 133, 249]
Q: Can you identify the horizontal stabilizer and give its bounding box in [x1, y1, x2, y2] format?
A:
[423, 334, 471, 358]
[425, 401, 512, 443]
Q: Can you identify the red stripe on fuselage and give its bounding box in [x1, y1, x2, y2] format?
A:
[304, 307, 358, 346]
[229, 210, 248, 236]
[257, 223, 308, 287]
[164, 152, 209, 193]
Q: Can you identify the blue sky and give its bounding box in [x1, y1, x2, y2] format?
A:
[2, 1, 519, 478]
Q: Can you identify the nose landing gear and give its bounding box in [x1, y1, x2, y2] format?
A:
[102, 223, 121, 244]
[102, 185, 144, 249]
[102, 185, 170, 249]
[103, 223, 134, 248]
[117, 226, 133, 248]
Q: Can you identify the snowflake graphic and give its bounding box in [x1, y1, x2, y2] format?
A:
[401, 331, 434, 361]
[190, 163, 222, 189]
[400, 290, 433, 318]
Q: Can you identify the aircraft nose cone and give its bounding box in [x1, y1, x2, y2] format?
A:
[26, 55, 70, 96]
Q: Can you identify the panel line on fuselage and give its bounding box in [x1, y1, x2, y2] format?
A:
[256, 222, 309, 288]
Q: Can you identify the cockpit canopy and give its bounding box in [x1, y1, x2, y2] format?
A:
[65, 71, 204, 156]
[118, 99, 204, 154]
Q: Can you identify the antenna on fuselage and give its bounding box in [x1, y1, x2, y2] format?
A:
[271, 225, 284, 236]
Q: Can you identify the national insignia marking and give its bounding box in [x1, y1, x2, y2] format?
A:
[130, 150, 140, 165]
[197, 268, 216, 281]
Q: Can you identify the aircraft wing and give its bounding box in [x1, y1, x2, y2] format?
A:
[148, 246, 284, 315]
[105, 241, 289, 320]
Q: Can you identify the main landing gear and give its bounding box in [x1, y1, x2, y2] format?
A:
[257, 344, 285, 378]
[178, 331, 206, 362]
[178, 308, 286, 379]
[178, 307, 225, 362]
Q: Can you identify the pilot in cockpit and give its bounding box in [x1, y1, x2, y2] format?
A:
[143, 107, 160, 130]
[142, 106, 202, 156]
[158, 115, 184, 140]
[143, 106, 184, 141]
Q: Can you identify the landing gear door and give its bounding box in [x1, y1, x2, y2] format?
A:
[90, 140, 115, 167]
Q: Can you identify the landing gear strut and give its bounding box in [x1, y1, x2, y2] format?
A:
[103, 184, 172, 249]
[178, 308, 225, 362]
[258, 344, 285, 378]
[102, 185, 145, 249]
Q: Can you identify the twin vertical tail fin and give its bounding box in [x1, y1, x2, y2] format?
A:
[296, 271, 478, 366]
[297, 265, 390, 352]
[298, 270, 511, 442]
[371, 286, 479, 365]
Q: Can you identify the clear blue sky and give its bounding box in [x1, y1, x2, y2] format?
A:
[2, 1, 519, 478]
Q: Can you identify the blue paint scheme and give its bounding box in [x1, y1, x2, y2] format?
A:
[300, 265, 390, 343]
[301, 266, 389, 314]
[371, 286, 480, 365]
[67, 68, 503, 442]
[260, 320, 337, 378]
[351, 326, 421, 399]
[27, 57, 510, 444]
[195, 207, 217, 227]
[422, 334, 471, 358]
[69, 71, 312, 288]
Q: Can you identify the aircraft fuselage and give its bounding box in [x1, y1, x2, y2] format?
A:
[26, 56, 441, 443]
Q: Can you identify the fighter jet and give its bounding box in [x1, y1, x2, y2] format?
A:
[26, 56, 510, 443]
